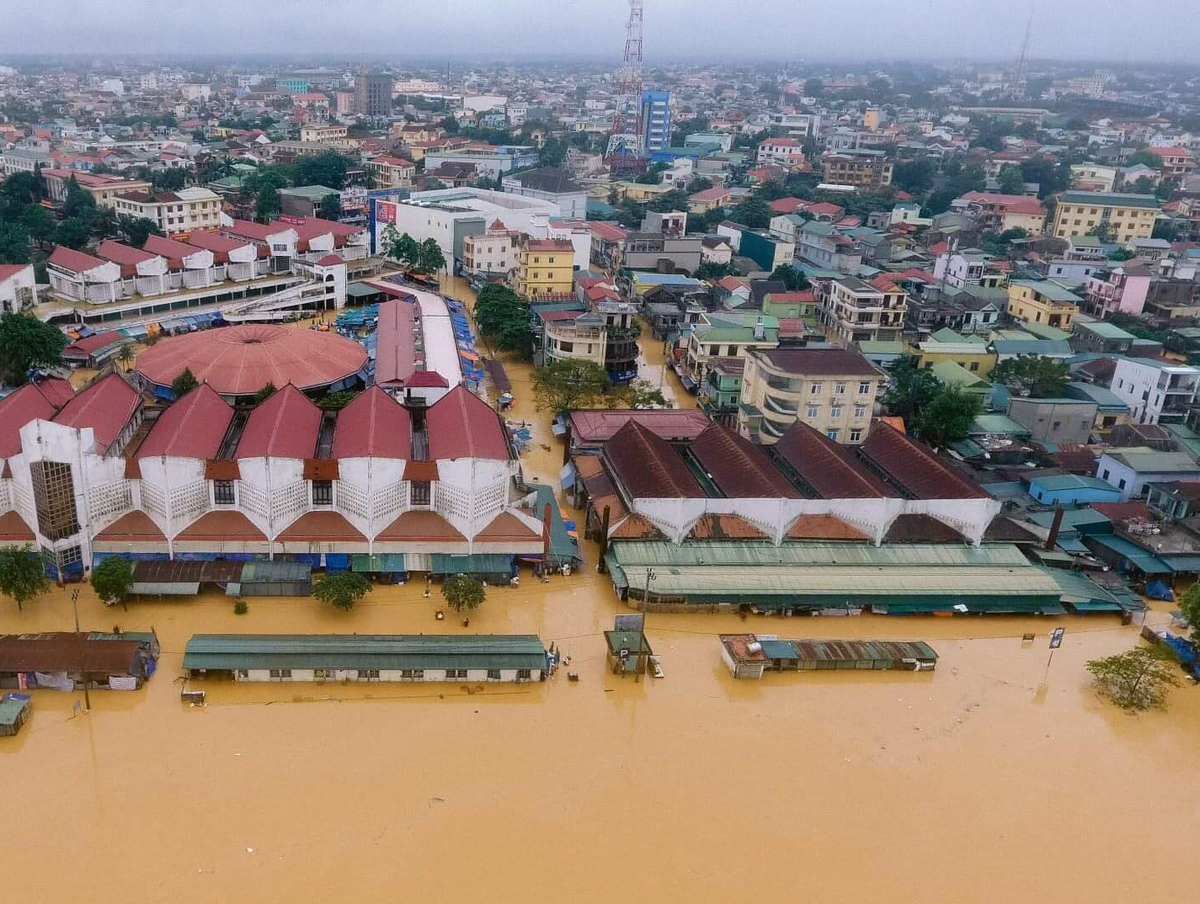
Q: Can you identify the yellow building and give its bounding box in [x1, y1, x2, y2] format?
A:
[1051, 191, 1160, 243]
[613, 181, 675, 203]
[514, 238, 575, 300]
[1006, 279, 1081, 330]
[907, 329, 997, 379]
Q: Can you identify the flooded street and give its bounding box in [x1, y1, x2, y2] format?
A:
[2, 277, 1198, 902]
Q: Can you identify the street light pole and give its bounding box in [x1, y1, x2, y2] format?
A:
[72, 588, 90, 712]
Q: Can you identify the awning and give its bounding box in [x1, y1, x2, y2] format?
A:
[131, 581, 200, 596]
[1055, 537, 1090, 555]
[351, 554, 407, 573]
[1066, 600, 1123, 612]
[559, 462, 576, 490]
[1089, 535, 1171, 574]
[1163, 555, 1200, 573]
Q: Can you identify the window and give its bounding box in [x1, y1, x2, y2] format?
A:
[1103, 469, 1110, 480]
[834, 382, 846, 395]
[1118, 478, 1127, 490]
[311, 480, 333, 506]
[487, 669, 501, 680]
[858, 381, 871, 394]
[831, 405, 843, 419]
[806, 404, 820, 418]
[410, 481, 431, 506]
[516, 669, 532, 680]
[269, 669, 292, 679]
[826, 428, 839, 441]
[314, 669, 332, 679]
[447, 668, 467, 679]
[849, 429, 862, 442]
[360, 669, 380, 680]
[31, 460, 79, 541]
[854, 404, 867, 418]
[213, 480, 235, 505]
[969, 361, 980, 372]
[559, 340, 573, 352]
[810, 382, 823, 394]
[236, 669, 249, 679]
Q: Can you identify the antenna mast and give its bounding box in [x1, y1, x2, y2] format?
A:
[1014, 1, 1035, 94]
[606, 0, 646, 175]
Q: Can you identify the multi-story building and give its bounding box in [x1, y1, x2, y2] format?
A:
[956, 192, 1047, 234]
[757, 137, 806, 168]
[1006, 279, 1081, 330]
[907, 329, 997, 379]
[621, 232, 704, 275]
[1146, 147, 1196, 178]
[820, 276, 907, 345]
[738, 348, 882, 444]
[1070, 163, 1118, 193]
[685, 312, 779, 388]
[462, 221, 520, 278]
[541, 311, 608, 370]
[1082, 264, 1153, 317]
[700, 357, 744, 426]
[767, 112, 821, 139]
[423, 145, 538, 179]
[365, 155, 416, 190]
[933, 248, 1009, 289]
[355, 69, 392, 117]
[1110, 357, 1200, 425]
[797, 221, 862, 272]
[820, 150, 893, 190]
[501, 168, 587, 219]
[640, 90, 671, 153]
[0, 264, 37, 313]
[112, 187, 222, 236]
[299, 124, 349, 146]
[1051, 191, 1160, 244]
[514, 238, 575, 300]
[41, 169, 152, 209]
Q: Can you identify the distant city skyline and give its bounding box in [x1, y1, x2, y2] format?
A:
[3, 0, 1200, 64]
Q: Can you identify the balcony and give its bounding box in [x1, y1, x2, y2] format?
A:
[764, 394, 799, 416]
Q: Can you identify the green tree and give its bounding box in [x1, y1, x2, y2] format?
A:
[253, 382, 277, 404]
[1127, 150, 1163, 170]
[316, 192, 342, 221]
[696, 261, 733, 281]
[1176, 582, 1200, 647]
[116, 343, 135, 372]
[415, 238, 446, 274]
[883, 356, 940, 425]
[997, 164, 1025, 195]
[90, 555, 134, 605]
[0, 222, 32, 265]
[690, 176, 714, 192]
[892, 159, 935, 194]
[313, 571, 370, 611]
[441, 573, 485, 612]
[0, 312, 68, 384]
[771, 264, 810, 291]
[317, 389, 359, 410]
[0, 545, 48, 611]
[732, 195, 772, 230]
[255, 185, 281, 223]
[803, 78, 824, 97]
[473, 283, 532, 357]
[19, 204, 56, 250]
[991, 355, 1069, 398]
[758, 180, 787, 201]
[291, 151, 350, 190]
[54, 218, 92, 250]
[608, 379, 670, 409]
[118, 214, 162, 247]
[532, 358, 611, 413]
[916, 384, 983, 448]
[1086, 646, 1181, 712]
[0, 171, 42, 206]
[171, 367, 199, 398]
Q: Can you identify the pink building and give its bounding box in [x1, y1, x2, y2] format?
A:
[1084, 263, 1152, 317]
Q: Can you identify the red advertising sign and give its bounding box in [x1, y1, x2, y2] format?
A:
[376, 200, 397, 225]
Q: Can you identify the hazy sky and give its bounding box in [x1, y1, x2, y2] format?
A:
[4, 0, 1199, 63]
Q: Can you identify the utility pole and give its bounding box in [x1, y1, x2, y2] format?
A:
[72, 588, 90, 712]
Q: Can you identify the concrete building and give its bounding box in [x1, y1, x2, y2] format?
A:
[41, 169, 152, 209]
[1006, 279, 1081, 330]
[355, 69, 392, 117]
[738, 348, 882, 444]
[462, 220, 519, 278]
[278, 185, 339, 219]
[1052, 191, 1160, 244]
[1070, 163, 1118, 193]
[1096, 450, 1200, 502]
[685, 312, 779, 387]
[113, 187, 222, 237]
[621, 232, 704, 275]
[1006, 398, 1099, 445]
[907, 329, 997, 379]
[0, 264, 37, 314]
[640, 90, 671, 153]
[821, 150, 893, 189]
[423, 145, 538, 179]
[820, 276, 907, 345]
[797, 221, 862, 272]
[757, 137, 806, 168]
[1110, 357, 1200, 425]
[501, 168, 587, 219]
[739, 231, 795, 273]
[299, 124, 349, 146]
[956, 192, 1047, 234]
[364, 155, 415, 190]
[1082, 264, 1153, 317]
[514, 238, 575, 300]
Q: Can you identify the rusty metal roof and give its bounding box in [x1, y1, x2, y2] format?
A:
[860, 421, 988, 500]
[771, 421, 891, 499]
[689, 423, 801, 499]
[604, 420, 705, 499]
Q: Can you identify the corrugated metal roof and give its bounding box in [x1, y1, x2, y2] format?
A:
[182, 633, 547, 671]
[609, 540, 1029, 568]
[1087, 535, 1171, 574]
[787, 639, 937, 662]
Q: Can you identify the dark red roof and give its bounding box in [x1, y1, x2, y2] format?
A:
[315, 254, 344, 266]
[604, 421, 705, 499]
[859, 422, 987, 500]
[52, 373, 141, 453]
[0, 382, 67, 458]
[48, 245, 108, 273]
[771, 421, 891, 499]
[235, 384, 322, 459]
[144, 234, 206, 268]
[94, 510, 165, 542]
[982, 516, 1040, 543]
[96, 239, 159, 271]
[62, 331, 125, 359]
[0, 510, 35, 541]
[753, 347, 879, 377]
[373, 298, 417, 387]
[689, 423, 800, 498]
[568, 409, 711, 445]
[376, 510, 466, 541]
[277, 511, 365, 542]
[405, 370, 449, 388]
[137, 384, 234, 460]
[475, 512, 539, 542]
[426, 386, 509, 461]
[185, 231, 253, 262]
[330, 386, 411, 459]
[176, 510, 266, 541]
[883, 514, 968, 543]
[0, 264, 30, 282]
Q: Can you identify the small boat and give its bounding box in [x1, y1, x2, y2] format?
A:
[650, 656, 664, 679]
[567, 672, 579, 682]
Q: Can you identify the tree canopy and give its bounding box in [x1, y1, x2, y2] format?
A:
[0, 312, 68, 385]
[473, 283, 532, 358]
[883, 356, 941, 425]
[915, 383, 983, 449]
[313, 571, 370, 611]
[441, 574, 486, 612]
[532, 358, 611, 413]
[1087, 646, 1180, 712]
[171, 367, 199, 398]
[991, 355, 1070, 398]
[1176, 582, 1200, 648]
[732, 195, 771, 230]
[771, 264, 810, 291]
[0, 546, 48, 611]
[90, 555, 134, 605]
[607, 379, 670, 410]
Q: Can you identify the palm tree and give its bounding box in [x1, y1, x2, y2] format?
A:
[116, 343, 135, 372]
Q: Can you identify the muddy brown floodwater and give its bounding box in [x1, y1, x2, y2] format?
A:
[2, 276, 1197, 903]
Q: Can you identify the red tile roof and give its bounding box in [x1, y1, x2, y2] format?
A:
[96, 240, 159, 274]
[51, 373, 141, 453]
[94, 510, 165, 542]
[0, 510, 35, 541]
[376, 510, 465, 541]
[236, 384, 322, 459]
[185, 231, 253, 262]
[785, 514, 870, 541]
[754, 347, 878, 376]
[689, 423, 801, 498]
[62, 331, 125, 359]
[609, 514, 662, 540]
[0, 264, 30, 282]
[569, 409, 711, 445]
[143, 234, 205, 268]
[859, 422, 987, 499]
[426, 386, 510, 461]
[48, 245, 108, 273]
[373, 298, 418, 387]
[276, 511, 366, 542]
[883, 513, 967, 543]
[768, 197, 805, 214]
[475, 512, 539, 542]
[771, 421, 891, 499]
[687, 514, 769, 540]
[330, 386, 412, 459]
[960, 191, 1047, 216]
[316, 254, 344, 266]
[604, 420, 705, 499]
[176, 510, 266, 541]
[137, 384, 233, 460]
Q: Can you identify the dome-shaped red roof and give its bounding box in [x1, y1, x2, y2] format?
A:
[136, 325, 367, 396]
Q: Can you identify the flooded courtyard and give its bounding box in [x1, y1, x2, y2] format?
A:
[2, 277, 1198, 902]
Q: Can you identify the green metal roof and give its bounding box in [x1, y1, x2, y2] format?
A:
[1029, 474, 1117, 491]
[1077, 321, 1136, 340]
[351, 554, 407, 572]
[279, 184, 339, 199]
[1087, 535, 1171, 575]
[932, 359, 991, 390]
[1018, 321, 1072, 341]
[604, 631, 652, 655]
[1059, 191, 1160, 209]
[240, 561, 311, 582]
[1010, 280, 1083, 303]
[430, 554, 516, 575]
[609, 540, 1030, 568]
[182, 634, 548, 671]
[1164, 423, 1200, 460]
[970, 414, 1031, 436]
[0, 695, 29, 727]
